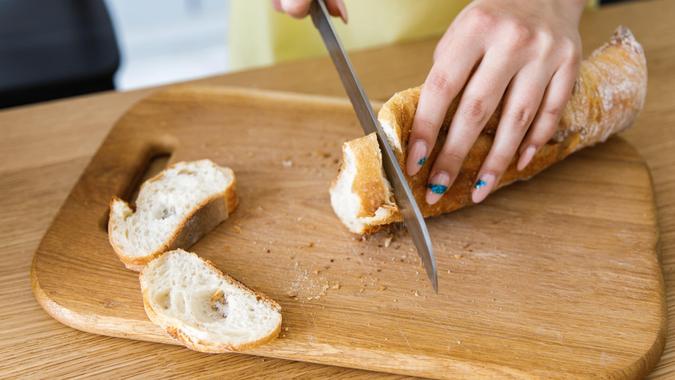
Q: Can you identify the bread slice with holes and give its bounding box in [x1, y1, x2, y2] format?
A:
[109, 159, 237, 271]
[330, 26, 647, 234]
[140, 249, 282, 352]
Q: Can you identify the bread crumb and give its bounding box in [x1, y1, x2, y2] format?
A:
[233, 225, 242, 234]
[331, 283, 341, 290]
[414, 290, 420, 297]
[284, 327, 289, 332]
[308, 242, 315, 248]
[282, 160, 293, 168]
[359, 287, 365, 294]
[383, 236, 393, 248]
[453, 254, 463, 259]
[379, 285, 387, 291]
[297, 216, 303, 222]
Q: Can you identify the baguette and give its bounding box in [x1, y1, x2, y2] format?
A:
[330, 26, 647, 234]
[140, 249, 282, 352]
[109, 159, 237, 271]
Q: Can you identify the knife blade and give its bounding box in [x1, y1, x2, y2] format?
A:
[310, 0, 438, 292]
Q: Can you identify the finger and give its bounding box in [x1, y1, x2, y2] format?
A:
[433, 27, 454, 62]
[406, 37, 483, 177]
[272, 0, 283, 12]
[472, 64, 552, 203]
[425, 50, 519, 205]
[280, 0, 312, 18]
[517, 61, 579, 172]
[327, 0, 348, 23]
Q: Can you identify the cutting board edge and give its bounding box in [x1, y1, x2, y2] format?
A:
[28, 260, 582, 379]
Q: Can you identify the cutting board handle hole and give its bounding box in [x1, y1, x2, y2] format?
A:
[99, 149, 173, 232]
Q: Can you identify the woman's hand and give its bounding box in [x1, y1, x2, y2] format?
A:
[407, 0, 585, 205]
[272, 0, 348, 23]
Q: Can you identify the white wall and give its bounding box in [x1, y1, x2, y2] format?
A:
[104, 0, 230, 90]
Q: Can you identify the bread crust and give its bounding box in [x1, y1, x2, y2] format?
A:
[108, 162, 238, 271]
[140, 250, 282, 353]
[332, 26, 647, 233]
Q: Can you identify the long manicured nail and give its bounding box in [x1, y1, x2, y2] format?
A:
[472, 173, 496, 204]
[517, 145, 537, 171]
[407, 140, 428, 176]
[337, 0, 348, 23]
[426, 171, 450, 205]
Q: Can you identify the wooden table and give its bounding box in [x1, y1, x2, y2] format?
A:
[1, 0, 673, 378]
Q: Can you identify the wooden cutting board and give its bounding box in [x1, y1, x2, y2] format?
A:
[32, 86, 665, 379]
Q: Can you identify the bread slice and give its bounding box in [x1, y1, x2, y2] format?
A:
[109, 159, 238, 271]
[140, 249, 282, 352]
[331, 26, 647, 234]
[330, 133, 402, 234]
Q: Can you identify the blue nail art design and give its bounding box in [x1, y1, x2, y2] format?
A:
[417, 157, 427, 166]
[427, 184, 448, 194]
[474, 179, 487, 189]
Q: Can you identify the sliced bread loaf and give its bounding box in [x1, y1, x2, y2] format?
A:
[140, 249, 282, 352]
[109, 159, 237, 271]
[330, 27, 647, 234]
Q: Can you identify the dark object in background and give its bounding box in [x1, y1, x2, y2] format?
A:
[0, 0, 119, 109]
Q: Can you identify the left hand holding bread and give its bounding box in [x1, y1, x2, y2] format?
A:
[406, 0, 586, 205]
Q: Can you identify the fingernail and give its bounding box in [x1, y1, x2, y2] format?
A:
[407, 140, 428, 176]
[472, 173, 496, 204]
[517, 145, 537, 171]
[426, 171, 450, 205]
[337, 0, 348, 23]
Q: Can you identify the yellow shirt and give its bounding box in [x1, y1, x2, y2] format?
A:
[229, 0, 595, 71]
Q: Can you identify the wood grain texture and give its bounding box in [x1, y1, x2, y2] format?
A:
[1, 0, 675, 378]
[31, 85, 663, 378]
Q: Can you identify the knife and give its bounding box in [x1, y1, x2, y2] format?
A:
[310, 0, 438, 292]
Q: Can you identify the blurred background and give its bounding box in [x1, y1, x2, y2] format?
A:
[0, 0, 630, 109]
[106, 0, 228, 91]
[0, 0, 229, 108]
